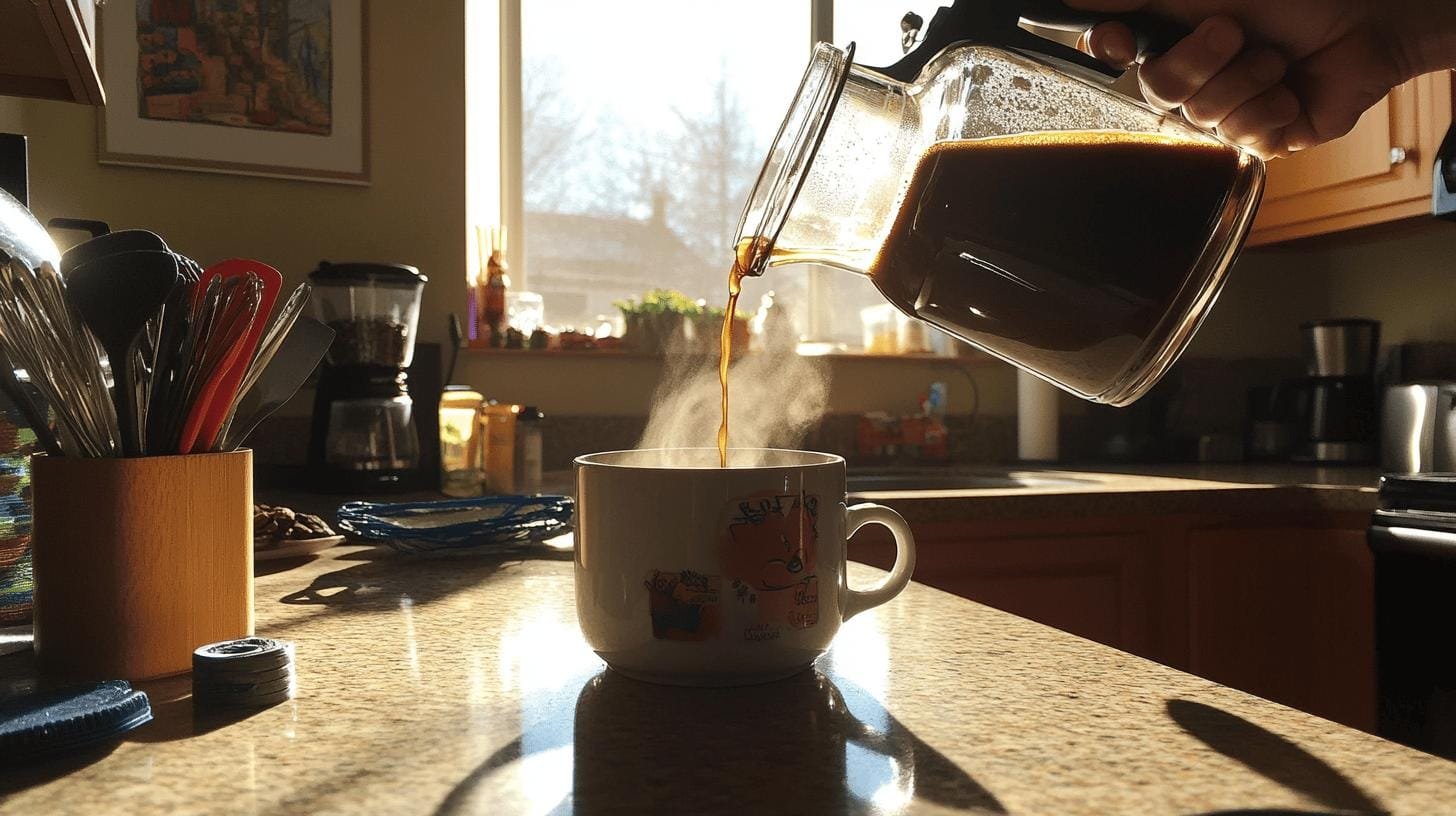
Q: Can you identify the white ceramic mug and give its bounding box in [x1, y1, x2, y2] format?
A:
[574, 449, 916, 686]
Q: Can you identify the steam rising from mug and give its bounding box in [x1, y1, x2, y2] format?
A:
[636, 314, 829, 467]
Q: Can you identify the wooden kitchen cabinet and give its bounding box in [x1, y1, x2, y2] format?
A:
[850, 516, 1189, 666]
[1248, 71, 1453, 246]
[0, 0, 103, 105]
[849, 508, 1376, 731]
[1186, 525, 1377, 732]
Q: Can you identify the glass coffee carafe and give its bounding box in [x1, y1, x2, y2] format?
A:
[736, 0, 1265, 405]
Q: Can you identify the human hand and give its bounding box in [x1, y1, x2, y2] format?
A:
[1069, 0, 1454, 158]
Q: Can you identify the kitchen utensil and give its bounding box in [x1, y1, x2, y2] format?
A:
[574, 448, 915, 686]
[0, 186, 59, 271]
[0, 260, 117, 457]
[221, 317, 335, 451]
[31, 448, 254, 680]
[177, 274, 263, 454]
[186, 260, 282, 452]
[335, 495, 573, 554]
[46, 218, 110, 240]
[210, 282, 313, 449]
[1303, 319, 1380, 377]
[65, 250, 180, 455]
[224, 282, 312, 421]
[59, 229, 168, 276]
[143, 254, 205, 454]
[733, 0, 1263, 406]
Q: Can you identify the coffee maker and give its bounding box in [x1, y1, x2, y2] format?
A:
[307, 262, 428, 491]
[1294, 318, 1380, 464]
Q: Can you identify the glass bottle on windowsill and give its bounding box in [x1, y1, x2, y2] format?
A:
[483, 226, 510, 348]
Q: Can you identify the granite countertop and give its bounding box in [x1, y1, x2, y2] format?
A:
[845, 464, 1380, 523]
[4, 546, 1453, 814]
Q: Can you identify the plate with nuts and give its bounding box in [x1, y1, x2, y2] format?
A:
[254, 504, 343, 562]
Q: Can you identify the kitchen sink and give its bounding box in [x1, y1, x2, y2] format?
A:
[846, 469, 1094, 493]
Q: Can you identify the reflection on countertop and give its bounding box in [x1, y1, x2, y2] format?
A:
[3, 547, 1454, 814]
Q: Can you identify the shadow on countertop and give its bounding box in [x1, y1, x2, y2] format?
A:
[1168, 699, 1384, 816]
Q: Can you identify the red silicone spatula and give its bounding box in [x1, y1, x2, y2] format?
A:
[178, 259, 282, 453]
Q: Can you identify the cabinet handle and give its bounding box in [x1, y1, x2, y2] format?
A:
[1391, 147, 1412, 166]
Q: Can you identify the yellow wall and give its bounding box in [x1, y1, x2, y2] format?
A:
[1190, 220, 1456, 359]
[0, 0, 468, 350]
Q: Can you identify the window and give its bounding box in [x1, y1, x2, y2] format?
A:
[488, 1, 950, 349]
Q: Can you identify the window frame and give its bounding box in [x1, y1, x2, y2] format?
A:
[492, 0, 845, 345]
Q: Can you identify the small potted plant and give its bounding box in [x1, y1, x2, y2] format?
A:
[615, 289, 700, 353]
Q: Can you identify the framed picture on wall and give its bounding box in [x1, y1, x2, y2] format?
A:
[98, 0, 369, 185]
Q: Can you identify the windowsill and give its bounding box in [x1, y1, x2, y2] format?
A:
[462, 346, 1001, 365]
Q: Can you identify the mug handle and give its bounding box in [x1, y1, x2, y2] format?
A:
[843, 503, 917, 621]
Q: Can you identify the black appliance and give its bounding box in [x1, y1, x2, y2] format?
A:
[306, 261, 432, 493]
[1369, 474, 1456, 759]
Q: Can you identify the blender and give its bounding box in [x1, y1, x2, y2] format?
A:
[307, 261, 428, 491]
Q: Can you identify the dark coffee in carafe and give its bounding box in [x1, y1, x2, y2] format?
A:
[867, 130, 1243, 401]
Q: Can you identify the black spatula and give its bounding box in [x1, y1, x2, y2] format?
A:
[65, 250, 180, 456]
[222, 317, 335, 451]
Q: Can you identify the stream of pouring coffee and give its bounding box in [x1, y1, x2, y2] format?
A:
[718, 243, 751, 467]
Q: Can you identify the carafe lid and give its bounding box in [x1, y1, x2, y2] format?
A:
[311, 261, 428, 288]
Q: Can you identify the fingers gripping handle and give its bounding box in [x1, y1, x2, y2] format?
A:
[1016, 0, 1189, 60]
[843, 504, 917, 621]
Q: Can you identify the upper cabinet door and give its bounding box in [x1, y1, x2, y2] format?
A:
[0, 0, 103, 106]
[1248, 71, 1453, 246]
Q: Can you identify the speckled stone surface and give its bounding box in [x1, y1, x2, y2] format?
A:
[849, 468, 1378, 524]
[3, 546, 1451, 815]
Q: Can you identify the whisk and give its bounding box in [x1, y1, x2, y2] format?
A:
[0, 259, 119, 457]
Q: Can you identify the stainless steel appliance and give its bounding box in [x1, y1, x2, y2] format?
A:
[1369, 474, 1456, 760]
[1383, 384, 1442, 472]
[1295, 319, 1380, 464]
[1380, 382, 1456, 473]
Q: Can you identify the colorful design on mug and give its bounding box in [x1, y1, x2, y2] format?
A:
[644, 569, 721, 641]
[724, 493, 820, 639]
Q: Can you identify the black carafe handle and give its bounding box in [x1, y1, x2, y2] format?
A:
[872, 0, 1190, 83]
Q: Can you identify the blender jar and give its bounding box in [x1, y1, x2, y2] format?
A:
[736, 0, 1265, 406]
[309, 262, 427, 367]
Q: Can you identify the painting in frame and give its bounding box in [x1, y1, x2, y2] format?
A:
[99, 0, 369, 185]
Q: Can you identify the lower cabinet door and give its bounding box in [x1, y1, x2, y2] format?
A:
[852, 529, 1161, 659]
[1186, 527, 1377, 732]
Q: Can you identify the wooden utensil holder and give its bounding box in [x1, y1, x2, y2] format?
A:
[31, 449, 254, 680]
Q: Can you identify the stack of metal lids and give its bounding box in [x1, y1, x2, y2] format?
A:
[192, 637, 295, 709]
